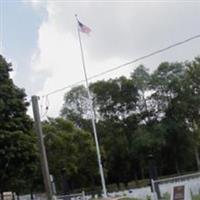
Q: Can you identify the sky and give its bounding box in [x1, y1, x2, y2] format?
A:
[1, 0, 200, 118]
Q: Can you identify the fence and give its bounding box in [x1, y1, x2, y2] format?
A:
[107, 172, 200, 200]
[56, 191, 86, 200]
[152, 172, 200, 199]
[19, 172, 200, 200]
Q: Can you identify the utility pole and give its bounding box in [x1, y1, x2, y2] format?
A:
[32, 95, 53, 200]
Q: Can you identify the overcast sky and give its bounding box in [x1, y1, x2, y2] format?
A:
[1, 0, 200, 118]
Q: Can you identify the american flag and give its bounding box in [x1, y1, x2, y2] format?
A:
[78, 20, 91, 34]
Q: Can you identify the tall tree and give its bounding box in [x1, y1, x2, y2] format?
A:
[61, 85, 92, 131]
[42, 118, 98, 192]
[131, 65, 151, 123]
[149, 62, 186, 120]
[170, 57, 200, 171]
[91, 76, 138, 120]
[0, 55, 38, 193]
[184, 57, 200, 171]
[91, 77, 139, 186]
[60, 57, 200, 187]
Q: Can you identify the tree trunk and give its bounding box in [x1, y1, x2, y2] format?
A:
[142, 91, 150, 122]
[89, 174, 95, 190]
[194, 146, 200, 171]
[134, 172, 139, 187]
[140, 162, 145, 180]
[30, 192, 34, 200]
[116, 182, 120, 190]
[123, 182, 128, 189]
[175, 159, 180, 175]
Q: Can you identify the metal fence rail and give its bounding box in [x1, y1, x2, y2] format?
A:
[154, 172, 200, 185]
[56, 191, 85, 200]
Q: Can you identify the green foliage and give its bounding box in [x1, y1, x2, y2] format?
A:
[61, 57, 200, 188]
[193, 195, 200, 200]
[90, 76, 138, 120]
[61, 85, 89, 119]
[42, 118, 98, 191]
[0, 55, 38, 193]
[161, 193, 170, 200]
[118, 198, 142, 200]
[61, 85, 92, 131]
[2, 53, 200, 194]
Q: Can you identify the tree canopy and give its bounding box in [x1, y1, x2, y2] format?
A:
[61, 56, 200, 188]
[0, 55, 38, 194]
[1, 54, 200, 194]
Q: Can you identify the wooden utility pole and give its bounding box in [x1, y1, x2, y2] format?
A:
[32, 95, 53, 200]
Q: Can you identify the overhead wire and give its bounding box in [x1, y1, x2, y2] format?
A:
[36, 34, 200, 118]
[43, 34, 200, 97]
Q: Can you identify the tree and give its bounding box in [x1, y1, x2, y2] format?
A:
[131, 65, 151, 123]
[169, 57, 200, 171]
[60, 57, 200, 187]
[149, 62, 186, 120]
[133, 122, 167, 175]
[61, 85, 92, 131]
[91, 77, 139, 186]
[184, 57, 200, 171]
[42, 118, 98, 192]
[97, 119, 132, 187]
[91, 76, 138, 120]
[149, 60, 200, 174]
[0, 55, 38, 194]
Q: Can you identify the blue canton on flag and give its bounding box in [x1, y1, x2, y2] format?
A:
[78, 20, 91, 34]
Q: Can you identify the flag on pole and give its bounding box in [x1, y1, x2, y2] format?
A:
[78, 20, 91, 34]
[75, 15, 107, 197]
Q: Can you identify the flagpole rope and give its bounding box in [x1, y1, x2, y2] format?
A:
[43, 33, 200, 97]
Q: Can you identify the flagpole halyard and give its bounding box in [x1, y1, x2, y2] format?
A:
[75, 15, 107, 198]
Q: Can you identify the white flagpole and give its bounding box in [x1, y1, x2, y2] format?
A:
[75, 15, 107, 198]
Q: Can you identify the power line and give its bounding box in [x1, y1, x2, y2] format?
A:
[44, 79, 85, 96]
[44, 34, 200, 97]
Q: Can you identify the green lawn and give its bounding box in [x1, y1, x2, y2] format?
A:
[193, 195, 200, 200]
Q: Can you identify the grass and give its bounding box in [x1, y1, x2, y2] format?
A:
[118, 198, 143, 200]
[159, 193, 200, 200]
[193, 195, 200, 200]
[116, 194, 200, 200]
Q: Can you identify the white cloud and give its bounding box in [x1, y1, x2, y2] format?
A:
[22, 0, 44, 8]
[28, 1, 200, 118]
[30, 16, 127, 117]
